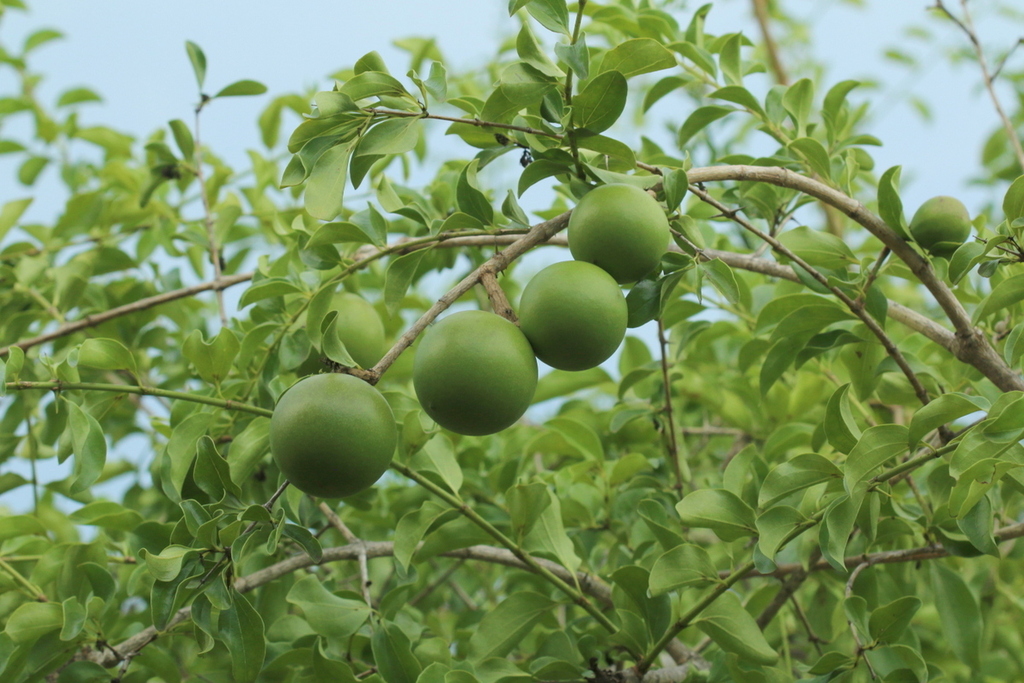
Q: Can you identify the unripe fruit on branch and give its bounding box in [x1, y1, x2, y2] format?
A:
[270, 373, 397, 498]
[909, 195, 971, 257]
[519, 261, 627, 371]
[568, 183, 670, 284]
[413, 310, 537, 436]
[331, 292, 386, 368]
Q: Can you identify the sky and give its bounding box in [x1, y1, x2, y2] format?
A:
[0, 0, 1022, 512]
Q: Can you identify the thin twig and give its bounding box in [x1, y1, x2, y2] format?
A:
[657, 319, 683, 490]
[364, 107, 560, 139]
[846, 562, 878, 679]
[409, 559, 465, 606]
[932, 1, 1024, 172]
[192, 104, 229, 326]
[318, 501, 373, 608]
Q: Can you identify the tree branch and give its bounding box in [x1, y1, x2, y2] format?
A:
[751, 0, 789, 85]
[3, 381, 273, 417]
[685, 164, 1023, 392]
[688, 183, 935, 406]
[0, 273, 253, 357]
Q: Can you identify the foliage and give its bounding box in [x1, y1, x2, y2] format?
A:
[1, 1, 1024, 682]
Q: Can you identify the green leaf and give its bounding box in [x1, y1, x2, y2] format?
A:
[393, 502, 449, 571]
[162, 411, 214, 501]
[1003, 175, 1024, 223]
[372, 621, 422, 683]
[572, 70, 627, 135]
[877, 166, 909, 238]
[708, 85, 765, 118]
[516, 23, 564, 78]
[756, 505, 806, 563]
[140, 545, 196, 582]
[357, 117, 421, 157]
[185, 41, 207, 89]
[228, 417, 271, 486]
[282, 524, 323, 563]
[824, 384, 861, 454]
[547, 417, 603, 460]
[695, 591, 778, 665]
[868, 596, 921, 644]
[930, 563, 982, 670]
[662, 168, 687, 214]
[782, 78, 814, 135]
[626, 279, 660, 328]
[675, 488, 756, 541]
[948, 241, 987, 284]
[77, 338, 138, 376]
[286, 575, 371, 639]
[214, 79, 267, 98]
[718, 34, 743, 86]
[384, 250, 428, 317]
[320, 312, 357, 367]
[469, 592, 557, 659]
[239, 278, 303, 309]
[519, 0, 570, 35]
[844, 424, 909, 493]
[909, 392, 988, 446]
[194, 436, 241, 500]
[599, 39, 676, 78]
[555, 34, 589, 81]
[698, 258, 741, 305]
[4, 602, 63, 644]
[823, 80, 861, 123]
[219, 593, 266, 683]
[183, 327, 239, 384]
[168, 119, 194, 159]
[0, 197, 32, 242]
[778, 226, 855, 269]
[340, 71, 410, 100]
[819, 493, 861, 571]
[611, 565, 671, 643]
[305, 143, 353, 221]
[59, 597, 86, 641]
[524, 489, 581, 572]
[508, 482, 551, 540]
[678, 106, 736, 147]
[68, 501, 143, 531]
[973, 273, 1024, 323]
[532, 367, 611, 403]
[456, 159, 493, 224]
[649, 544, 720, 595]
[66, 398, 107, 494]
[759, 453, 842, 508]
[789, 137, 833, 181]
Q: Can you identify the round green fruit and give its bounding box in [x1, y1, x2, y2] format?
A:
[909, 195, 971, 257]
[518, 261, 627, 371]
[568, 183, 670, 284]
[413, 310, 538, 436]
[270, 373, 397, 498]
[331, 292, 387, 369]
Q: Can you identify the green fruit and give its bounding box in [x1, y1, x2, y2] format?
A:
[568, 183, 670, 284]
[270, 373, 396, 498]
[331, 292, 386, 369]
[909, 195, 971, 257]
[519, 261, 627, 371]
[413, 310, 537, 436]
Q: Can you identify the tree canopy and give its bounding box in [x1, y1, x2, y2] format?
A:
[2, 1, 1024, 682]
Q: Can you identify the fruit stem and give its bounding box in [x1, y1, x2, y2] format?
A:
[478, 270, 519, 324]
